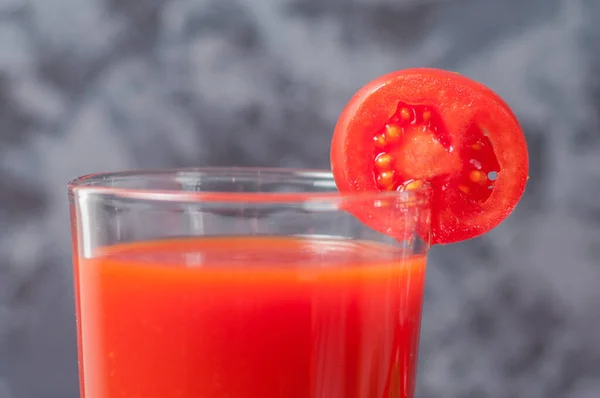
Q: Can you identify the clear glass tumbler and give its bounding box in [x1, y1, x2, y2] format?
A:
[68, 168, 431, 398]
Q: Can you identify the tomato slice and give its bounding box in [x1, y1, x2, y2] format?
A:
[330, 68, 529, 244]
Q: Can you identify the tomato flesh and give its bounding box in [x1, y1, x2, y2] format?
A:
[331, 68, 528, 244]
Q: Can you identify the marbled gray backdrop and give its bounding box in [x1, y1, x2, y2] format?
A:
[0, 0, 599, 397]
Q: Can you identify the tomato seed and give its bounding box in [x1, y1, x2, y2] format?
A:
[400, 108, 412, 121]
[373, 133, 387, 148]
[377, 170, 397, 189]
[398, 179, 424, 191]
[469, 170, 487, 184]
[374, 153, 393, 169]
[385, 124, 403, 142]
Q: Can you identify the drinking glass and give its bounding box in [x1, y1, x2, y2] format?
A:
[68, 168, 431, 398]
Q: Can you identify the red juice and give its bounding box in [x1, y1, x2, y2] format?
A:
[75, 236, 426, 398]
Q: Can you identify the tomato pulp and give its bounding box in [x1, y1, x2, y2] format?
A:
[330, 68, 529, 244]
[75, 237, 426, 398]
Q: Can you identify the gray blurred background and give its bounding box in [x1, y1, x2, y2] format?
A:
[0, 0, 599, 397]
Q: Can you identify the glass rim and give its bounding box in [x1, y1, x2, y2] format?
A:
[67, 167, 431, 204]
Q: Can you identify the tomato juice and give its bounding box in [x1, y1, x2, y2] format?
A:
[75, 236, 426, 398]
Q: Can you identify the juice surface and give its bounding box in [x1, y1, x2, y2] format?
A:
[75, 236, 426, 398]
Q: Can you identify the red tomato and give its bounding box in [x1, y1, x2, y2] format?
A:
[330, 68, 529, 244]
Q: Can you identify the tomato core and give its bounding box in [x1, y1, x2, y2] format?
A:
[370, 101, 500, 211]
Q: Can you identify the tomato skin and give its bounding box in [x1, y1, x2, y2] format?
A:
[330, 68, 529, 245]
